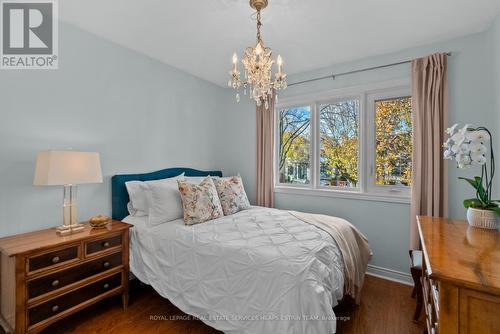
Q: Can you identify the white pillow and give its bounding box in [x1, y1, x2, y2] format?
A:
[145, 173, 186, 227]
[125, 172, 185, 217]
[125, 181, 149, 216]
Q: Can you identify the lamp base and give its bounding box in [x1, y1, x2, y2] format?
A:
[56, 223, 85, 236]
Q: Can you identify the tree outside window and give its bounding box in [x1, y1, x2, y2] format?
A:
[320, 100, 359, 188]
[278, 106, 310, 184]
[375, 97, 412, 186]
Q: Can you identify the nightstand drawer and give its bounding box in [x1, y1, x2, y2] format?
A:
[28, 272, 122, 327]
[27, 252, 123, 300]
[85, 234, 122, 255]
[28, 245, 79, 273]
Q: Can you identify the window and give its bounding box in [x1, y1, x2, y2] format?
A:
[275, 83, 412, 202]
[374, 97, 412, 187]
[319, 99, 359, 189]
[277, 106, 311, 185]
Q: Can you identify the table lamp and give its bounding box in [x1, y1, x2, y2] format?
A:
[33, 150, 103, 235]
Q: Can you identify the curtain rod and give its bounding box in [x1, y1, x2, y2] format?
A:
[288, 52, 452, 87]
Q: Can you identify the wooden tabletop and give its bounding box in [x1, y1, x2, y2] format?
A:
[0, 220, 131, 257]
[417, 216, 500, 294]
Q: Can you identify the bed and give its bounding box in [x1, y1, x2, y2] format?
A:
[112, 168, 370, 334]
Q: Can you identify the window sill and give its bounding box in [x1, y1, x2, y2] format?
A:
[274, 186, 411, 204]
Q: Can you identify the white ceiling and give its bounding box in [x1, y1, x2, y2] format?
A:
[61, 0, 500, 87]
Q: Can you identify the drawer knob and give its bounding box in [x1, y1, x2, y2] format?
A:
[51, 279, 60, 287]
[102, 241, 110, 248]
[52, 305, 59, 312]
[103, 261, 110, 268]
[52, 256, 60, 264]
[103, 283, 110, 289]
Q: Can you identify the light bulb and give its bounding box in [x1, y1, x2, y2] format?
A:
[232, 52, 238, 64]
[277, 54, 283, 74]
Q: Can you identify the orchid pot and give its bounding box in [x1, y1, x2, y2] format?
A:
[443, 124, 499, 229]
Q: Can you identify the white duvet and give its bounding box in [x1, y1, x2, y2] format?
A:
[125, 207, 345, 334]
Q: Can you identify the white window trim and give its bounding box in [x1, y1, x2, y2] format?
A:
[315, 96, 362, 193]
[366, 87, 412, 197]
[274, 79, 411, 204]
[274, 103, 314, 188]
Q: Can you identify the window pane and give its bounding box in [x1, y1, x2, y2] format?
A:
[375, 96, 412, 186]
[278, 106, 311, 184]
[319, 100, 359, 188]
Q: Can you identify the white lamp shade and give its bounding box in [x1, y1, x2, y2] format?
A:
[33, 150, 103, 186]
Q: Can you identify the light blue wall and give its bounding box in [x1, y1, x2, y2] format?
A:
[0, 23, 228, 237]
[490, 13, 500, 198]
[219, 31, 499, 274]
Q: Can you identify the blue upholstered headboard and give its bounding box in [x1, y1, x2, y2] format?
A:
[111, 167, 223, 220]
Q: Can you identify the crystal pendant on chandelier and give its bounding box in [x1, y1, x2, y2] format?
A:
[228, 0, 287, 109]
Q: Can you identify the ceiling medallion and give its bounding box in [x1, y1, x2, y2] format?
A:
[229, 0, 287, 109]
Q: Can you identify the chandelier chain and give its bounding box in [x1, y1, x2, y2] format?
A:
[256, 10, 262, 42]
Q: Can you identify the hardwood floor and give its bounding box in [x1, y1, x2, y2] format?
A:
[41, 275, 425, 334]
[335, 276, 425, 334]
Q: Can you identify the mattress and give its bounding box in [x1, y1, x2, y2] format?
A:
[125, 207, 345, 334]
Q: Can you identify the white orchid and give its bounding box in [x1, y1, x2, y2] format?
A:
[443, 138, 452, 149]
[443, 149, 453, 160]
[459, 143, 470, 154]
[467, 129, 490, 143]
[443, 124, 497, 216]
[470, 143, 487, 155]
[450, 144, 460, 154]
[451, 132, 465, 146]
[458, 124, 470, 136]
[471, 153, 487, 165]
[456, 153, 471, 166]
[443, 124, 492, 169]
[446, 123, 459, 135]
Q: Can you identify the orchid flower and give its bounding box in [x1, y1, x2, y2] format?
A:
[443, 124, 497, 216]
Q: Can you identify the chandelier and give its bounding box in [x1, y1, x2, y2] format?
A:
[229, 0, 287, 109]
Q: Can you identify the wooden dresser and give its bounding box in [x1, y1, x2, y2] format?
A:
[0, 221, 131, 334]
[417, 216, 500, 334]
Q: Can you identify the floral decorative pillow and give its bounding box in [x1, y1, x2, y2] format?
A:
[213, 176, 251, 215]
[177, 177, 224, 225]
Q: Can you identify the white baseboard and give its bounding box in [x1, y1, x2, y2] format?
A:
[366, 264, 413, 286]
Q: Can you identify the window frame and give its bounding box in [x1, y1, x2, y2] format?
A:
[315, 96, 362, 192]
[274, 79, 411, 204]
[366, 87, 412, 197]
[274, 103, 314, 188]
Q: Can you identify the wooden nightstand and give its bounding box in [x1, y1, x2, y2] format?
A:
[0, 220, 131, 334]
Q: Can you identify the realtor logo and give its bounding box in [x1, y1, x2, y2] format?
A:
[1, 0, 58, 69]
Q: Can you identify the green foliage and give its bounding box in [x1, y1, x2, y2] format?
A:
[493, 207, 500, 216]
[278, 107, 311, 183]
[319, 100, 359, 186]
[321, 135, 358, 185]
[278, 98, 413, 187]
[459, 177, 500, 216]
[375, 97, 412, 186]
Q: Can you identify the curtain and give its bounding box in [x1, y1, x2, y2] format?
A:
[410, 53, 449, 249]
[256, 94, 275, 207]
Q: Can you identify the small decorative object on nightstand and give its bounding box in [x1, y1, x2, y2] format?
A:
[33, 150, 103, 236]
[0, 220, 131, 334]
[89, 215, 111, 228]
